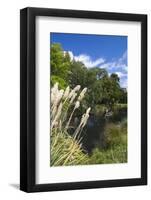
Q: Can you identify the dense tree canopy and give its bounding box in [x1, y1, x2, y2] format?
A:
[50, 43, 127, 109]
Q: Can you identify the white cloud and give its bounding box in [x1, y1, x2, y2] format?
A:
[65, 51, 105, 68]
[65, 50, 127, 71]
[115, 71, 127, 78]
[99, 51, 128, 88]
[65, 50, 128, 88]
[99, 51, 127, 72]
[74, 54, 105, 68]
[116, 72, 127, 88]
[118, 51, 127, 64]
[68, 51, 74, 60]
[99, 62, 127, 72]
[63, 51, 74, 60]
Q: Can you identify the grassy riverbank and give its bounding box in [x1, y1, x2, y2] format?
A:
[89, 120, 127, 164]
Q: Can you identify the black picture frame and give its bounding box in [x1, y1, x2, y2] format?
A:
[20, 7, 147, 192]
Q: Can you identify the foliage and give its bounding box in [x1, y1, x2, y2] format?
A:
[50, 43, 127, 110]
[50, 42, 128, 166]
[93, 104, 107, 117]
[50, 83, 91, 166]
[50, 43, 71, 84]
[89, 143, 127, 164]
[51, 130, 89, 166]
[104, 122, 127, 148]
[51, 75, 68, 89]
[70, 61, 88, 88]
[89, 121, 127, 164]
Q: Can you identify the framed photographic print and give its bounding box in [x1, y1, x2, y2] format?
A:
[20, 7, 147, 192]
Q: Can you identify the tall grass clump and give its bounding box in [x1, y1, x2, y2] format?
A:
[50, 82, 91, 166]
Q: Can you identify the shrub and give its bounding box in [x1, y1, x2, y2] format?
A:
[89, 143, 127, 164]
[104, 122, 127, 148]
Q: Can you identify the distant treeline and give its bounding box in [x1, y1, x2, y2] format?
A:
[51, 43, 127, 109]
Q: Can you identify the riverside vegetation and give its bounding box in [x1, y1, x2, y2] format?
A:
[50, 43, 127, 166]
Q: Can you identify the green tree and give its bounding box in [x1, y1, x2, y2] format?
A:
[70, 61, 88, 88]
[50, 43, 71, 85]
[110, 73, 120, 83]
[119, 88, 127, 103]
[50, 42, 127, 109]
[99, 74, 121, 108]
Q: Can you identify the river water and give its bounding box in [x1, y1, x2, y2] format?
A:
[81, 107, 127, 154]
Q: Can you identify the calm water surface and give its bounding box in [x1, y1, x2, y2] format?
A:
[81, 107, 127, 153]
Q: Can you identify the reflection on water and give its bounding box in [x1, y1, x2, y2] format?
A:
[81, 107, 127, 153]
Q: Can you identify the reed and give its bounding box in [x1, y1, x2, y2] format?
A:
[50, 82, 91, 166]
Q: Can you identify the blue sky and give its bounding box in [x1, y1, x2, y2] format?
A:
[51, 33, 127, 88]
